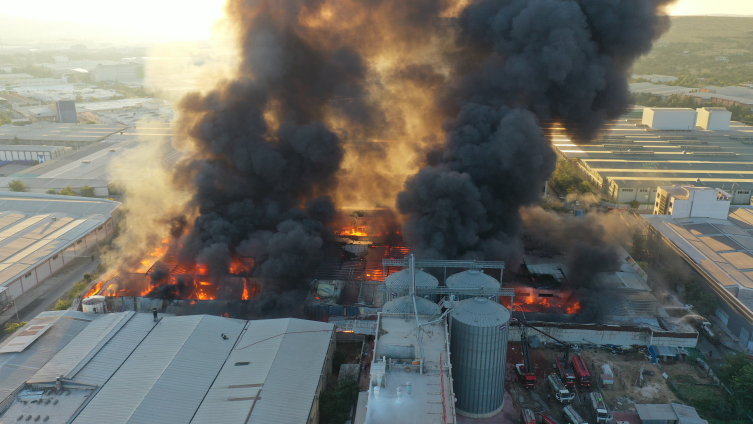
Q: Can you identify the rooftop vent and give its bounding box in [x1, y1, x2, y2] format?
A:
[82, 160, 91, 163]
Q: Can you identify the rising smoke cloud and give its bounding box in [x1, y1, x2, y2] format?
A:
[398, 0, 673, 261]
[120, 0, 672, 288]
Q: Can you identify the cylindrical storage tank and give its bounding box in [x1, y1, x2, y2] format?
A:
[82, 295, 106, 314]
[450, 297, 510, 418]
[382, 296, 441, 316]
[446, 269, 500, 300]
[384, 269, 438, 300]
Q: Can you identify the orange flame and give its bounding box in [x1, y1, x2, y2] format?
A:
[242, 282, 250, 300]
[339, 227, 368, 237]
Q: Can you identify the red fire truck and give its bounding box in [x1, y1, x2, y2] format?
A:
[570, 353, 591, 387]
[514, 319, 537, 388]
[555, 355, 576, 389]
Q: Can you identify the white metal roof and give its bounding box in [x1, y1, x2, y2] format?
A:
[190, 318, 335, 424]
[72, 315, 246, 424]
[0, 193, 119, 289]
[0, 310, 96, 406]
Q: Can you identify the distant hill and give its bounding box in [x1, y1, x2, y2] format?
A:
[632, 16, 753, 85]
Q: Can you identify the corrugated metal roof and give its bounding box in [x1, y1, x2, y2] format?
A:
[73, 315, 245, 424]
[635, 404, 677, 420]
[28, 312, 133, 384]
[451, 297, 510, 327]
[190, 318, 334, 424]
[0, 310, 96, 406]
[382, 296, 441, 315]
[446, 270, 500, 289]
[0, 193, 119, 288]
[71, 313, 157, 386]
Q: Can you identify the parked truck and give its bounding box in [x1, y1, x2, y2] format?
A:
[589, 392, 610, 423]
[697, 319, 721, 345]
[547, 374, 575, 404]
[563, 405, 588, 424]
[556, 355, 576, 388]
[522, 408, 536, 424]
[570, 353, 591, 387]
[539, 411, 562, 424]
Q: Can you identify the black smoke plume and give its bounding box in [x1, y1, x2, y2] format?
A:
[399, 0, 672, 260]
[173, 1, 384, 279]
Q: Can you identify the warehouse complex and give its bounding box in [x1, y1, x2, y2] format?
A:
[554, 107, 753, 205]
[646, 203, 753, 352]
[0, 312, 335, 424]
[0, 193, 119, 306]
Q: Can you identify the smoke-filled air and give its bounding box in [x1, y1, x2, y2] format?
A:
[111, 0, 674, 289]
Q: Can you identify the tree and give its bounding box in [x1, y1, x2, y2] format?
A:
[319, 377, 359, 424]
[79, 185, 95, 197]
[59, 186, 76, 196]
[53, 299, 72, 310]
[551, 158, 582, 194]
[629, 199, 640, 209]
[731, 364, 753, 406]
[720, 353, 752, 384]
[632, 230, 649, 261]
[46, 188, 57, 195]
[4, 321, 27, 334]
[8, 179, 25, 192]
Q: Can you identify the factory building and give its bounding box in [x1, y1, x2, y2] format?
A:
[645, 203, 753, 352]
[697, 107, 732, 131]
[552, 109, 753, 205]
[0, 193, 119, 312]
[653, 186, 731, 219]
[0, 145, 71, 163]
[642, 108, 698, 130]
[0, 312, 336, 424]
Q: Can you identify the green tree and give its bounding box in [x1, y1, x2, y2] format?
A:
[720, 353, 752, 384]
[629, 199, 640, 209]
[46, 188, 57, 195]
[52, 299, 72, 310]
[8, 179, 25, 192]
[731, 364, 753, 406]
[0, 112, 11, 126]
[551, 158, 582, 194]
[319, 377, 359, 424]
[59, 186, 76, 196]
[4, 321, 27, 334]
[79, 185, 95, 197]
[632, 230, 649, 261]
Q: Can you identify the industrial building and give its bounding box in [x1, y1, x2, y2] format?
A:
[0, 145, 71, 163]
[635, 403, 708, 424]
[0, 193, 119, 310]
[653, 186, 731, 219]
[642, 108, 698, 130]
[0, 122, 175, 196]
[553, 109, 753, 205]
[0, 312, 336, 424]
[0, 122, 125, 147]
[645, 200, 753, 351]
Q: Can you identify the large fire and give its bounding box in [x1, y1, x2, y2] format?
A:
[503, 287, 582, 314]
[87, 236, 257, 301]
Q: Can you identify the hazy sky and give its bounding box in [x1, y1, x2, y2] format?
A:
[1, 0, 752, 42]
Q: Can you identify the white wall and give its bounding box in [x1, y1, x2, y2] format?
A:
[508, 324, 697, 348]
[697, 108, 731, 130]
[642, 108, 697, 130]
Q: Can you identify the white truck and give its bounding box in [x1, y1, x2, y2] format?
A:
[563, 405, 588, 424]
[589, 391, 610, 423]
[547, 374, 575, 404]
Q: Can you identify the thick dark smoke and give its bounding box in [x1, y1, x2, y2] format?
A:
[173, 1, 385, 279]
[399, 0, 672, 260]
[521, 207, 625, 288]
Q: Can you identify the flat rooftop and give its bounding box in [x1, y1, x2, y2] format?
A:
[363, 313, 455, 424]
[553, 120, 753, 190]
[645, 207, 753, 310]
[0, 122, 124, 143]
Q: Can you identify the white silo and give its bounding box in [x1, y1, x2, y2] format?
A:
[446, 269, 500, 300]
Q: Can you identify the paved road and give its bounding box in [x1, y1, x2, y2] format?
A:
[0, 257, 100, 342]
